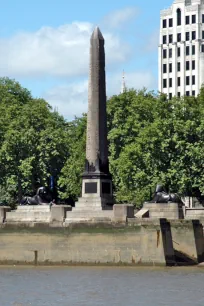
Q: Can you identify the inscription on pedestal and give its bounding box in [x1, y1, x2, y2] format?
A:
[102, 182, 111, 194]
[85, 182, 97, 194]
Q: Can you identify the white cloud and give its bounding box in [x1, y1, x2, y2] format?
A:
[103, 7, 139, 29]
[44, 71, 156, 120]
[146, 29, 160, 52]
[0, 22, 130, 78]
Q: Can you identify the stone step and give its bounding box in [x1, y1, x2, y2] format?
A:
[66, 210, 113, 220]
[6, 211, 51, 222]
[17, 205, 51, 212]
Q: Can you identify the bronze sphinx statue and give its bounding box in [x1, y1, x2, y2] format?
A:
[150, 185, 182, 204]
[20, 187, 53, 205]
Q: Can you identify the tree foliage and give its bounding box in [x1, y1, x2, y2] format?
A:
[0, 77, 203, 208]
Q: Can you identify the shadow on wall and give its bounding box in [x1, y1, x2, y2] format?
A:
[160, 219, 204, 266]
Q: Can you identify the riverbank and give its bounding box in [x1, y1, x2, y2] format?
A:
[0, 219, 203, 266]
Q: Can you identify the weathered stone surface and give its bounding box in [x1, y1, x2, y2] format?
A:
[113, 204, 134, 222]
[6, 205, 51, 223]
[51, 205, 72, 222]
[137, 202, 184, 219]
[185, 208, 204, 219]
[0, 207, 11, 223]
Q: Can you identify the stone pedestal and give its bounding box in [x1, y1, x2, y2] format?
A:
[51, 205, 72, 222]
[6, 205, 51, 223]
[0, 206, 11, 223]
[135, 202, 184, 219]
[113, 204, 134, 222]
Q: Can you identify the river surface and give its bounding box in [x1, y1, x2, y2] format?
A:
[0, 266, 204, 305]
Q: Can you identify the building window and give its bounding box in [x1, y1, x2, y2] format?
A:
[186, 46, 190, 56]
[177, 77, 181, 86]
[192, 31, 196, 40]
[163, 79, 167, 88]
[186, 32, 190, 41]
[177, 8, 182, 26]
[169, 18, 173, 27]
[169, 93, 172, 100]
[163, 19, 167, 28]
[177, 33, 181, 42]
[192, 45, 195, 55]
[163, 64, 167, 73]
[169, 48, 172, 58]
[178, 92, 181, 97]
[169, 34, 173, 44]
[192, 60, 195, 70]
[192, 75, 195, 85]
[169, 78, 172, 87]
[192, 15, 196, 24]
[177, 47, 181, 57]
[202, 45, 204, 52]
[169, 63, 172, 73]
[163, 35, 167, 44]
[192, 90, 195, 96]
[186, 16, 190, 24]
[202, 14, 204, 23]
[202, 31, 204, 39]
[186, 61, 190, 70]
[163, 49, 167, 59]
[186, 76, 190, 85]
[186, 91, 190, 96]
[177, 62, 181, 71]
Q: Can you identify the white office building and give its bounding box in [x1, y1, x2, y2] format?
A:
[159, 0, 204, 98]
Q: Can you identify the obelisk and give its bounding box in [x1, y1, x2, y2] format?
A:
[81, 27, 113, 208]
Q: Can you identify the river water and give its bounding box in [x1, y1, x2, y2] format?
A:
[0, 266, 204, 306]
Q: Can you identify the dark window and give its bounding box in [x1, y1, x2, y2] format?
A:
[177, 33, 181, 42]
[186, 91, 190, 96]
[163, 35, 167, 44]
[178, 92, 181, 97]
[192, 15, 196, 24]
[169, 93, 172, 100]
[186, 76, 190, 85]
[186, 32, 190, 41]
[192, 90, 195, 96]
[192, 31, 196, 40]
[202, 31, 204, 39]
[169, 18, 173, 27]
[177, 8, 181, 26]
[177, 47, 181, 57]
[163, 64, 167, 73]
[192, 45, 195, 55]
[192, 75, 195, 85]
[202, 45, 204, 52]
[192, 60, 195, 70]
[178, 77, 181, 86]
[169, 48, 172, 58]
[169, 34, 173, 43]
[163, 79, 167, 88]
[163, 49, 167, 59]
[186, 61, 190, 70]
[186, 16, 190, 24]
[169, 78, 172, 87]
[186, 46, 190, 55]
[177, 62, 181, 71]
[202, 14, 204, 23]
[163, 19, 167, 28]
[169, 63, 172, 73]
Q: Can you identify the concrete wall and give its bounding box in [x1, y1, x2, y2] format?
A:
[0, 220, 202, 266]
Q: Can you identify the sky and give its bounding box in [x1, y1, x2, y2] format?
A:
[0, 0, 173, 120]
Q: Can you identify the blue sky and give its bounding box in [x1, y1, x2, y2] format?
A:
[0, 0, 173, 119]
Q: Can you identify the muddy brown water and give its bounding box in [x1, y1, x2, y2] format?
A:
[0, 266, 204, 305]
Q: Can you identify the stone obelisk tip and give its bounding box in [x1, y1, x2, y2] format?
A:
[91, 26, 104, 40]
